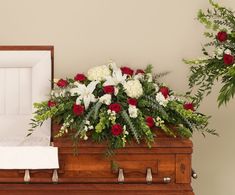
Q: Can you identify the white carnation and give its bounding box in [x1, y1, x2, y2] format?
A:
[87, 65, 111, 81]
[99, 94, 112, 105]
[224, 49, 231, 55]
[128, 105, 138, 118]
[124, 79, 143, 98]
[156, 92, 169, 107]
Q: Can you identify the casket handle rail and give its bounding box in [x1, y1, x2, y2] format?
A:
[118, 168, 124, 183]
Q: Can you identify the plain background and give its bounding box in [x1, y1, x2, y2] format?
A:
[0, 0, 235, 194]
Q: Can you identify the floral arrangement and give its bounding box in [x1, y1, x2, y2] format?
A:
[29, 61, 215, 153]
[184, 0, 235, 106]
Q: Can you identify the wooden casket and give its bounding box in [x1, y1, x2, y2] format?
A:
[0, 124, 195, 195]
[0, 46, 195, 194]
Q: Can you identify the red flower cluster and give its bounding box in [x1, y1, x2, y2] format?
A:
[74, 73, 86, 82]
[159, 86, 169, 98]
[217, 31, 228, 42]
[223, 54, 234, 65]
[183, 103, 195, 111]
[111, 124, 123, 136]
[135, 69, 145, 75]
[73, 104, 84, 116]
[48, 100, 56, 107]
[109, 103, 122, 113]
[121, 66, 134, 76]
[146, 116, 154, 128]
[57, 79, 68, 88]
[103, 85, 115, 94]
[127, 98, 137, 106]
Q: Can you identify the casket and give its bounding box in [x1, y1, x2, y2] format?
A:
[0, 124, 195, 195]
[0, 46, 195, 195]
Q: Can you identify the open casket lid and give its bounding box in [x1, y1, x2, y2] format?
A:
[0, 46, 58, 169]
[0, 46, 54, 146]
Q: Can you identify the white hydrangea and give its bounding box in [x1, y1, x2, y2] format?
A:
[99, 94, 112, 105]
[128, 105, 138, 118]
[87, 65, 111, 81]
[155, 92, 169, 107]
[124, 79, 143, 98]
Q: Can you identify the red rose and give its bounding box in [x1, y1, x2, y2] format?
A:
[74, 73, 86, 82]
[223, 54, 234, 65]
[48, 100, 56, 107]
[183, 103, 195, 111]
[73, 104, 85, 116]
[111, 124, 123, 136]
[146, 116, 154, 128]
[159, 86, 169, 98]
[128, 98, 138, 106]
[108, 103, 122, 113]
[121, 67, 134, 76]
[217, 31, 228, 42]
[57, 79, 68, 88]
[103, 85, 115, 94]
[135, 69, 145, 75]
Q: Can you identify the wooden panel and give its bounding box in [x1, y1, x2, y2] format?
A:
[0, 184, 194, 195]
[175, 154, 191, 184]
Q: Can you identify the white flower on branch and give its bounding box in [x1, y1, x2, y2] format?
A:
[103, 68, 127, 86]
[70, 81, 98, 110]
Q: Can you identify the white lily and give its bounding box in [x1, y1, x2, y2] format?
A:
[103, 68, 127, 86]
[70, 81, 98, 110]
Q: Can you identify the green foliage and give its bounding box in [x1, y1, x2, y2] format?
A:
[29, 61, 215, 154]
[121, 110, 140, 143]
[185, 0, 235, 106]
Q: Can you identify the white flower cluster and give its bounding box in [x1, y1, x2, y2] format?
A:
[99, 94, 112, 105]
[128, 105, 138, 118]
[155, 92, 169, 107]
[87, 65, 111, 81]
[56, 115, 74, 137]
[81, 120, 94, 140]
[124, 79, 143, 98]
[155, 117, 164, 127]
[107, 109, 117, 122]
[121, 125, 129, 147]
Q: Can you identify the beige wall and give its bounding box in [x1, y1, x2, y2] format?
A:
[0, 0, 235, 194]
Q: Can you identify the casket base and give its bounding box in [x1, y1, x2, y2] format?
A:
[0, 183, 194, 195]
[0, 127, 195, 195]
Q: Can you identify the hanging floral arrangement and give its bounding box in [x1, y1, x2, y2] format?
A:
[184, 0, 235, 106]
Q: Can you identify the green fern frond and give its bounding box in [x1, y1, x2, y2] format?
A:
[121, 110, 140, 143]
